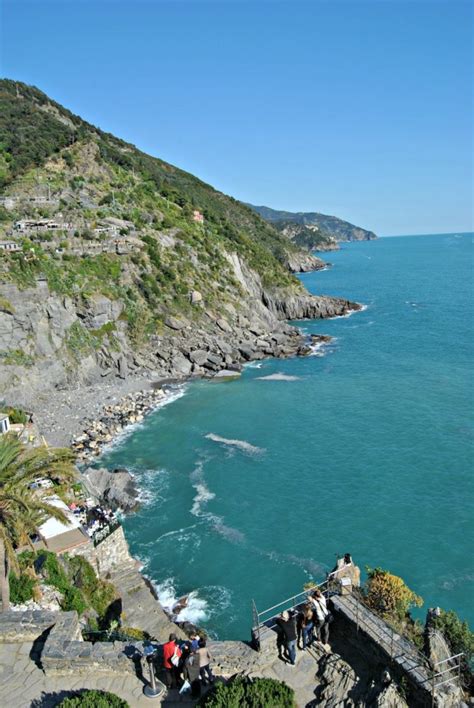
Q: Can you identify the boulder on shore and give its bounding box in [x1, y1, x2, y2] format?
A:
[81, 466, 139, 511]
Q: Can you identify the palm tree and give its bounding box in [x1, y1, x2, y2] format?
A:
[0, 434, 77, 611]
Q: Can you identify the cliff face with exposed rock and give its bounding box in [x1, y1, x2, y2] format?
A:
[0, 252, 359, 405]
[0, 80, 361, 411]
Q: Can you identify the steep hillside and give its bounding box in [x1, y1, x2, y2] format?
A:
[0, 80, 359, 405]
[248, 204, 377, 247]
[270, 219, 340, 252]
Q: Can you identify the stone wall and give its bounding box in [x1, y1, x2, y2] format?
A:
[41, 612, 134, 677]
[69, 525, 135, 576]
[0, 610, 136, 677]
[0, 609, 59, 643]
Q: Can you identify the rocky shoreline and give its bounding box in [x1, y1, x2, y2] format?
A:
[69, 329, 337, 465]
[71, 386, 177, 463]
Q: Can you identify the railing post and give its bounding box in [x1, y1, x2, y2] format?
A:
[251, 599, 261, 652]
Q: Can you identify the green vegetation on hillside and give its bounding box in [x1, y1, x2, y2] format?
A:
[272, 217, 337, 250]
[432, 609, 474, 689]
[11, 550, 117, 621]
[0, 79, 300, 283]
[0, 79, 310, 360]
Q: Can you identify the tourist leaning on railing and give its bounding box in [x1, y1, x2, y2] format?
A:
[276, 610, 298, 666]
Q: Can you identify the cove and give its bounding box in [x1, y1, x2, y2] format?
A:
[97, 233, 474, 640]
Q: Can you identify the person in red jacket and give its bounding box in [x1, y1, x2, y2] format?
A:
[162, 633, 181, 689]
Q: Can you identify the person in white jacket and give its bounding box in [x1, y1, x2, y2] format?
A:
[310, 589, 331, 646]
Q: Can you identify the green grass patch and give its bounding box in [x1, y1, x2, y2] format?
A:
[0, 349, 34, 366]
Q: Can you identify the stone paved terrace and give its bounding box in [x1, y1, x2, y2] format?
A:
[0, 609, 326, 707]
[0, 639, 328, 707]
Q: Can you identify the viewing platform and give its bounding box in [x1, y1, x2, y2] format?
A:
[251, 567, 464, 707]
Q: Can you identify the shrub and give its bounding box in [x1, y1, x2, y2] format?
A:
[0, 405, 27, 424]
[0, 296, 14, 313]
[364, 567, 423, 623]
[0, 349, 35, 366]
[433, 609, 474, 688]
[67, 555, 117, 619]
[61, 586, 88, 615]
[198, 676, 296, 707]
[38, 551, 70, 594]
[9, 571, 36, 603]
[89, 579, 117, 618]
[119, 626, 150, 641]
[57, 689, 129, 707]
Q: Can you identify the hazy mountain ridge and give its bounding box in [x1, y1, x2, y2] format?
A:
[248, 203, 377, 248]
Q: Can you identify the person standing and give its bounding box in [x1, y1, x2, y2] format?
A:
[301, 603, 315, 649]
[311, 590, 331, 647]
[197, 638, 215, 685]
[183, 651, 201, 699]
[162, 633, 181, 689]
[276, 610, 298, 665]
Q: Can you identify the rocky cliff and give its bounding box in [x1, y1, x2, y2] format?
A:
[0, 80, 360, 408]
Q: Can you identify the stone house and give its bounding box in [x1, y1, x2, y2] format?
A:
[0, 241, 21, 252]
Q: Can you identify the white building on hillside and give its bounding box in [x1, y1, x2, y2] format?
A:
[36, 496, 90, 554]
[0, 415, 10, 434]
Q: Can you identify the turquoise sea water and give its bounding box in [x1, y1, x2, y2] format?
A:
[98, 233, 474, 640]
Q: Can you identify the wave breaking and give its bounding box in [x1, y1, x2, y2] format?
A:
[205, 433, 265, 455]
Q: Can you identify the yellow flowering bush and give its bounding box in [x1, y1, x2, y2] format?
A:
[365, 567, 423, 622]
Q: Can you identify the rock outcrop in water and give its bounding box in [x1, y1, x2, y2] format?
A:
[263, 292, 360, 320]
[81, 466, 139, 511]
[284, 251, 328, 273]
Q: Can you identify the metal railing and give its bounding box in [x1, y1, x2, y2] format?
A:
[92, 519, 121, 547]
[252, 567, 346, 633]
[347, 589, 432, 672]
[431, 652, 464, 705]
[255, 579, 328, 628]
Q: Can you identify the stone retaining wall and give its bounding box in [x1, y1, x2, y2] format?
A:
[0, 610, 135, 677]
[69, 525, 134, 576]
[0, 609, 59, 643]
[41, 612, 134, 677]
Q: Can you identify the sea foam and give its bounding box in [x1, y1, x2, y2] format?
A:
[205, 433, 265, 454]
[256, 372, 301, 381]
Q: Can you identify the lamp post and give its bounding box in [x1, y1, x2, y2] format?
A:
[142, 643, 165, 699]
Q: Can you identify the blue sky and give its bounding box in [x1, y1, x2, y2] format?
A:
[1, 0, 472, 235]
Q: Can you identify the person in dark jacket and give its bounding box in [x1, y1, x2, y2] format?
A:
[276, 610, 298, 665]
[301, 603, 315, 649]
